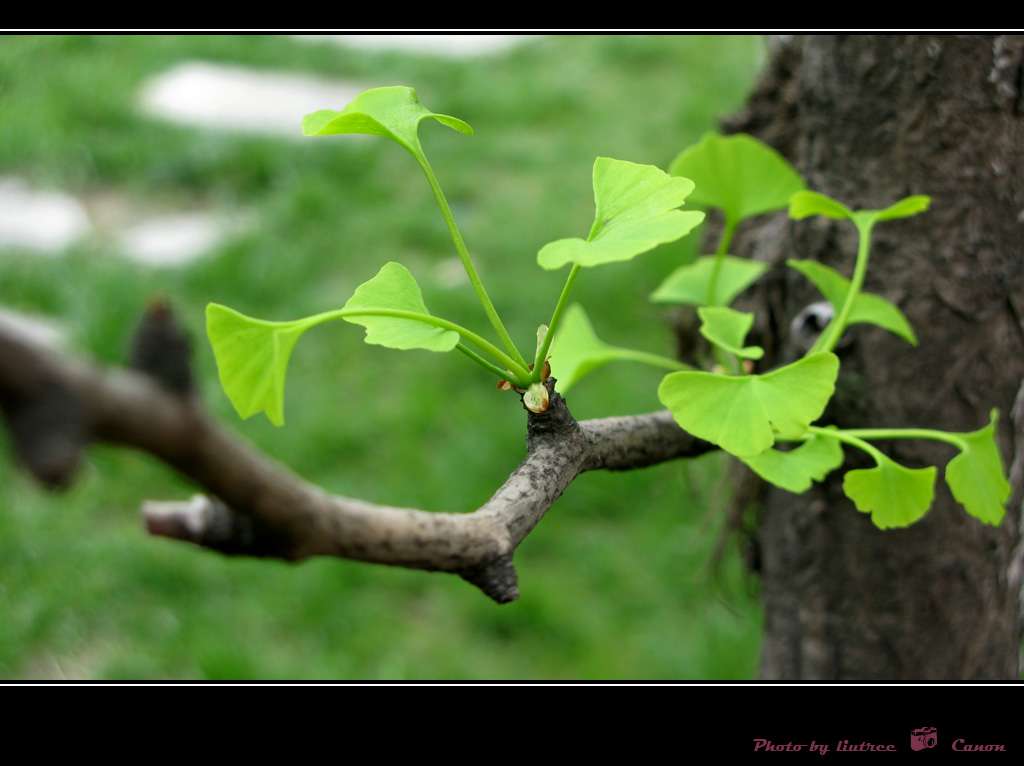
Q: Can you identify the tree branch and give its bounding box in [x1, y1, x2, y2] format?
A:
[0, 307, 712, 603]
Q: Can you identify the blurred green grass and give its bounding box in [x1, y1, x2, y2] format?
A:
[0, 33, 765, 679]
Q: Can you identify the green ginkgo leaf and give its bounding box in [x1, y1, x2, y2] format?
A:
[945, 409, 1010, 526]
[650, 255, 769, 306]
[207, 303, 325, 426]
[875, 195, 932, 222]
[789, 190, 931, 231]
[697, 306, 764, 360]
[548, 304, 690, 392]
[547, 304, 620, 391]
[739, 430, 845, 494]
[206, 264, 460, 426]
[537, 158, 704, 270]
[843, 454, 937, 529]
[302, 86, 472, 158]
[788, 190, 854, 221]
[787, 260, 917, 345]
[343, 262, 460, 352]
[668, 133, 805, 224]
[658, 352, 839, 457]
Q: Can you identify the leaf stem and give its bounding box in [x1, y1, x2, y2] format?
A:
[706, 215, 738, 307]
[456, 343, 529, 387]
[815, 220, 873, 354]
[706, 215, 741, 374]
[838, 427, 966, 451]
[534, 264, 581, 377]
[414, 154, 528, 369]
[806, 425, 885, 463]
[807, 424, 966, 458]
[311, 308, 533, 383]
[610, 347, 694, 372]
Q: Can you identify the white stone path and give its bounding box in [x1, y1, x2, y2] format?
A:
[0, 34, 533, 338]
[139, 61, 366, 138]
[294, 34, 533, 58]
[0, 177, 91, 254]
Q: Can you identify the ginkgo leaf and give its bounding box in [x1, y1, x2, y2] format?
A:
[537, 157, 704, 270]
[548, 303, 688, 392]
[658, 352, 839, 457]
[668, 133, 805, 224]
[945, 409, 1010, 526]
[650, 255, 769, 306]
[207, 303, 324, 426]
[206, 264, 460, 426]
[787, 260, 917, 345]
[343, 262, 460, 352]
[789, 190, 931, 230]
[843, 454, 937, 529]
[697, 306, 763, 360]
[788, 190, 853, 221]
[875, 195, 932, 222]
[302, 86, 472, 157]
[739, 430, 845, 494]
[549, 304, 634, 391]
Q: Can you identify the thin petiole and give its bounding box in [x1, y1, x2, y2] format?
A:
[806, 425, 886, 462]
[534, 264, 581, 377]
[814, 219, 873, 354]
[706, 214, 738, 307]
[611, 347, 694, 372]
[311, 307, 532, 382]
[535, 211, 635, 377]
[457, 343, 530, 388]
[707, 215, 741, 374]
[839, 427, 966, 451]
[414, 153, 529, 369]
[807, 424, 966, 454]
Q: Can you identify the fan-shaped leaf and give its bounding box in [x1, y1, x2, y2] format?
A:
[537, 158, 704, 270]
[945, 410, 1010, 526]
[651, 255, 769, 306]
[843, 454, 937, 529]
[668, 133, 805, 224]
[788, 190, 853, 221]
[739, 430, 845, 493]
[302, 86, 472, 157]
[343, 262, 460, 352]
[548, 304, 627, 392]
[658, 352, 839, 457]
[787, 260, 917, 345]
[790, 191, 931, 231]
[697, 306, 763, 360]
[207, 304, 324, 426]
[876, 195, 932, 222]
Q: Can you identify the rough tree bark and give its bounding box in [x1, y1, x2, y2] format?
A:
[725, 35, 1024, 679]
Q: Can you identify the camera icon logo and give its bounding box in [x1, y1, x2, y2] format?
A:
[911, 727, 938, 751]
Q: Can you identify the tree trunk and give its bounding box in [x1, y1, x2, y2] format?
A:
[729, 35, 1024, 679]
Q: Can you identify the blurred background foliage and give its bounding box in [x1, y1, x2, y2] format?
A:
[0, 34, 766, 679]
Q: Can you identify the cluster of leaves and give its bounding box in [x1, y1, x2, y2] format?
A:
[551, 133, 1009, 529]
[206, 88, 1010, 531]
[206, 86, 704, 422]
